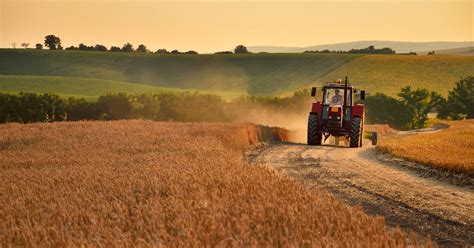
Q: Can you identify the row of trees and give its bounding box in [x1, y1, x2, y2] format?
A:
[364, 76, 473, 129]
[0, 90, 309, 123]
[21, 35, 250, 55]
[1, 77, 472, 128]
[304, 46, 396, 54]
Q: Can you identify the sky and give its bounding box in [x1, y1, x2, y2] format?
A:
[1, 0, 473, 53]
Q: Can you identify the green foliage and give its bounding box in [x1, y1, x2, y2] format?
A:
[44, 35, 61, 50]
[365, 86, 447, 130]
[0, 92, 66, 123]
[397, 86, 444, 129]
[234, 45, 249, 54]
[364, 93, 412, 129]
[438, 76, 474, 120]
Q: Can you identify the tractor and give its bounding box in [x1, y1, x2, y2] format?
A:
[307, 77, 376, 147]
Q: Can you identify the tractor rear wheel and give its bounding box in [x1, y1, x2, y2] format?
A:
[349, 117, 362, 148]
[307, 114, 322, 145]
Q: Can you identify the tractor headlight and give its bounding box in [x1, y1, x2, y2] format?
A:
[336, 116, 340, 120]
[328, 116, 332, 119]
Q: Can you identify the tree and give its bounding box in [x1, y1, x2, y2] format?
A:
[35, 43, 43, 49]
[122, 43, 134, 52]
[94, 44, 107, 52]
[234, 45, 249, 54]
[215, 51, 232, 54]
[364, 93, 413, 129]
[110, 46, 121, 52]
[397, 86, 444, 129]
[21, 42, 30, 49]
[155, 49, 169, 54]
[44, 35, 61, 50]
[438, 76, 474, 120]
[184, 50, 198, 54]
[170, 50, 181, 54]
[65, 46, 78, 50]
[136, 44, 148, 53]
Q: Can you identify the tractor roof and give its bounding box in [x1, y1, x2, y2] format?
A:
[323, 82, 354, 88]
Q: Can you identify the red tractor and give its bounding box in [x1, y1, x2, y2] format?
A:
[307, 77, 375, 148]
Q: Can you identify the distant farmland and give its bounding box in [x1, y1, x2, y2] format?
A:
[0, 49, 473, 98]
[316, 54, 474, 96]
[0, 49, 358, 97]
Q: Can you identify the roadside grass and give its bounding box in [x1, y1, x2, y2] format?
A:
[316, 55, 474, 96]
[0, 121, 423, 246]
[378, 120, 474, 174]
[0, 49, 358, 96]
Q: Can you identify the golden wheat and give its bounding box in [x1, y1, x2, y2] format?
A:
[0, 121, 423, 246]
[378, 120, 474, 174]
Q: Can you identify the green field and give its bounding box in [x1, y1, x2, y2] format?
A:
[0, 49, 473, 98]
[315, 54, 474, 96]
[0, 75, 184, 100]
[0, 49, 358, 96]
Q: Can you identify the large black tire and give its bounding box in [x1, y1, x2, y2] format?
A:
[349, 117, 362, 148]
[307, 114, 322, 145]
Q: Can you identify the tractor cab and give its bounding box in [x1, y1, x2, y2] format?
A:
[307, 77, 370, 148]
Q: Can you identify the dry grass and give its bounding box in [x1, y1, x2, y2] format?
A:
[365, 124, 396, 136]
[0, 121, 423, 246]
[378, 120, 474, 174]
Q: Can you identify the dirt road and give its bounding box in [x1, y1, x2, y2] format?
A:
[247, 141, 474, 247]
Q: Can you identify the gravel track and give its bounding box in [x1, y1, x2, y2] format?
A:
[247, 141, 474, 247]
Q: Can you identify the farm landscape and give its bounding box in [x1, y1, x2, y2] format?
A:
[1, 0, 473, 247]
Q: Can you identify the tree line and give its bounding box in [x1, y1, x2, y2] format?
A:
[364, 76, 473, 129]
[0, 91, 308, 123]
[304, 45, 398, 54]
[0, 77, 472, 129]
[25, 35, 252, 54]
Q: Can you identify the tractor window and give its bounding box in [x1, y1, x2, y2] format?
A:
[324, 88, 351, 105]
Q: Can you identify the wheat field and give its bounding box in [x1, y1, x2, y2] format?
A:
[378, 120, 474, 174]
[0, 121, 424, 246]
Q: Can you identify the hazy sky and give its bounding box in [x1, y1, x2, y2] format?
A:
[1, 0, 473, 53]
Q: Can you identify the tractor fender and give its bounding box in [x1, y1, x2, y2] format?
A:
[352, 104, 364, 118]
[311, 102, 322, 116]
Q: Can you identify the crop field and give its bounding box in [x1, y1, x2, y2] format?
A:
[1, 50, 473, 98]
[316, 55, 474, 96]
[0, 49, 358, 96]
[0, 75, 182, 100]
[378, 120, 474, 174]
[0, 121, 421, 246]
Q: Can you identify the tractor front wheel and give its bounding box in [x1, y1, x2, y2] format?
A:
[349, 117, 362, 148]
[307, 114, 322, 145]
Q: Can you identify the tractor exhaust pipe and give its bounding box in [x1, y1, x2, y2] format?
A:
[343, 76, 348, 117]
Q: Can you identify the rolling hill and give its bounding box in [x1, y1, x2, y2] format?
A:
[0, 75, 183, 100]
[0, 49, 358, 96]
[315, 55, 474, 96]
[249, 41, 474, 54]
[0, 49, 473, 98]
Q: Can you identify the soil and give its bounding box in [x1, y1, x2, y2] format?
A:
[247, 140, 474, 247]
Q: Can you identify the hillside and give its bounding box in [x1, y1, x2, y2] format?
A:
[315, 54, 474, 96]
[249, 41, 474, 53]
[0, 49, 358, 96]
[0, 75, 182, 99]
[427, 47, 474, 56]
[1, 50, 473, 98]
